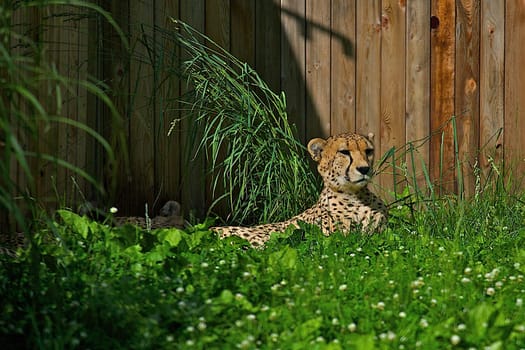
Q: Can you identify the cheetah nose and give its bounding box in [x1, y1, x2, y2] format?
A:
[357, 166, 370, 175]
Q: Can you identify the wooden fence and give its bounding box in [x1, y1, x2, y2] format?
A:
[5, 0, 525, 220]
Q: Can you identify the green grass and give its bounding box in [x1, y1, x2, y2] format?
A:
[1, 186, 524, 349]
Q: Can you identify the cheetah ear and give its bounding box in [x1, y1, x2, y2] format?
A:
[367, 132, 375, 141]
[308, 138, 326, 162]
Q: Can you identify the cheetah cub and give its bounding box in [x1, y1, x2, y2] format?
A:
[212, 132, 388, 247]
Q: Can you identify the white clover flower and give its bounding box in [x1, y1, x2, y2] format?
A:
[242, 272, 250, 278]
[246, 314, 256, 321]
[166, 335, 174, 342]
[514, 262, 521, 269]
[109, 207, 118, 214]
[261, 305, 270, 312]
[461, 277, 471, 284]
[201, 262, 209, 268]
[431, 298, 438, 306]
[280, 279, 287, 286]
[176, 287, 184, 293]
[197, 322, 207, 330]
[495, 281, 503, 289]
[376, 301, 385, 310]
[516, 298, 523, 307]
[235, 293, 244, 300]
[419, 319, 429, 328]
[270, 333, 279, 342]
[464, 267, 472, 275]
[219, 259, 226, 265]
[486, 287, 496, 296]
[339, 284, 348, 291]
[316, 336, 325, 343]
[399, 311, 407, 318]
[457, 323, 466, 331]
[450, 334, 461, 345]
[347, 323, 357, 332]
[332, 318, 339, 325]
[186, 326, 195, 333]
[387, 331, 396, 341]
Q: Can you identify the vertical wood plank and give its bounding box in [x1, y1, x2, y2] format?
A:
[356, 1, 381, 164]
[430, 0, 456, 194]
[155, 1, 180, 212]
[479, 0, 504, 182]
[105, 1, 130, 211]
[128, 0, 155, 215]
[180, 0, 206, 218]
[205, 0, 231, 215]
[330, 0, 356, 135]
[255, 0, 281, 94]
[305, 0, 331, 140]
[74, 7, 89, 209]
[455, 0, 480, 197]
[281, 0, 306, 144]
[406, 1, 431, 193]
[39, 5, 61, 210]
[231, 0, 255, 67]
[504, 1, 525, 186]
[380, 0, 406, 196]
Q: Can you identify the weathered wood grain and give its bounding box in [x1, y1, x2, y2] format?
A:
[305, 0, 331, 140]
[504, 1, 525, 189]
[406, 1, 431, 194]
[455, 0, 480, 198]
[180, 0, 206, 217]
[155, 1, 181, 213]
[380, 0, 407, 196]
[281, 0, 306, 144]
[331, 0, 356, 135]
[255, 0, 281, 94]
[479, 0, 504, 183]
[128, 0, 155, 215]
[430, 0, 456, 194]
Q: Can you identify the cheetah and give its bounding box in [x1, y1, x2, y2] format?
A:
[212, 132, 388, 247]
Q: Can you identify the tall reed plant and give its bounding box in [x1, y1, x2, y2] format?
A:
[142, 19, 319, 225]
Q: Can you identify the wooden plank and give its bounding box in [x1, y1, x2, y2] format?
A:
[356, 1, 381, 167]
[231, 0, 255, 67]
[39, 5, 62, 211]
[73, 7, 89, 210]
[455, 0, 480, 198]
[128, 0, 155, 216]
[255, 0, 281, 94]
[180, 0, 206, 218]
[204, 0, 231, 216]
[504, 1, 525, 188]
[380, 0, 406, 197]
[479, 0, 504, 184]
[330, 0, 356, 135]
[104, 1, 131, 212]
[406, 1, 431, 194]
[305, 0, 331, 140]
[154, 1, 181, 213]
[281, 0, 306, 144]
[430, 0, 456, 194]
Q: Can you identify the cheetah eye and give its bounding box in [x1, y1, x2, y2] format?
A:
[365, 149, 374, 157]
[338, 149, 351, 156]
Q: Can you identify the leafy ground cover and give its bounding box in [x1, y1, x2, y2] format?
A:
[1, 190, 525, 349]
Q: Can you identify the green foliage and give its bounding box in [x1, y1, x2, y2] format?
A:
[2, 188, 525, 349]
[0, 0, 126, 233]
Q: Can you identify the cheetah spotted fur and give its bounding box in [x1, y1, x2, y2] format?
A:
[212, 132, 388, 247]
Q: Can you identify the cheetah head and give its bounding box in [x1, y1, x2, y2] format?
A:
[308, 132, 376, 193]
